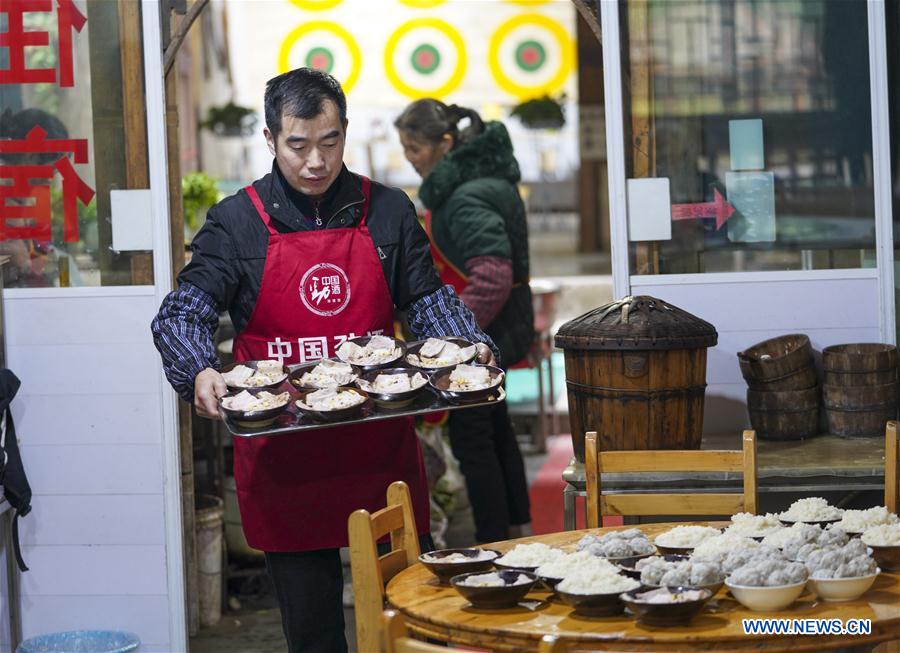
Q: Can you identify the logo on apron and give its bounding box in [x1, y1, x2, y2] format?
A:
[299, 262, 351, 316]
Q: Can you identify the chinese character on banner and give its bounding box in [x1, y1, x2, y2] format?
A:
[333, 332, 358, 348]
[297, 336, 329, 363]
[0, 126, 94, 242]
[267, 337, 293, 363]
[0, 0, 87, 87]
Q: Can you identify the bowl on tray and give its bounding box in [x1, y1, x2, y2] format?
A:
[294, 387, 371, 422]
[220, 360, 288, 390]
[355, 367, 431, 409]
[418, 548, 501, 584]
[429, 365, 504, 404]
[218, 388, 291, 428]
[724, 578, 807, 611]
[405, 337, 478, 371]
[335, 335, 406, 371]
[620, 586, 714, 626]
[288, 360, 360, 390]
[807, 570, 880, 602]
[450, 570, 538, 609]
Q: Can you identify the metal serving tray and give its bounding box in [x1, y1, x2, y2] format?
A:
[222, 383, 505, 438]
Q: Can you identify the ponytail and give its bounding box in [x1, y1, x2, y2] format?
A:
[394, 99, 484, 149]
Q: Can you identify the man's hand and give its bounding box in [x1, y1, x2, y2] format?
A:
[194, 367, 227, 420]
[475, 343, 497, 367]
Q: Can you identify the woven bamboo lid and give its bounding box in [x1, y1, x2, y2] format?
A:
[554, 295, 718, 351]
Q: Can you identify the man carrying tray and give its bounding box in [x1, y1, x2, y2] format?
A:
[151, 68, 497, 653]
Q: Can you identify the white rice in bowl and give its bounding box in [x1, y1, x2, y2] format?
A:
[861, 523, 900, 547]
[837, 507, 899, 533]
[725, 513, 783, 538]
[556, 567, 640, 595]
[692, 533, 760, 562]
[457, 572, 533, 587]
[654, 525, 721, 548]
[779, 497, 842, 522]
[535, 551, 618, 579]
[762, 522, 820, 549]
[495, 542, 565, 568]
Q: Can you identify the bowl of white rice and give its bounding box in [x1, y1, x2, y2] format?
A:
[691, 533, 760, 562]
[418, 548, 500, 583]
[837, 507, 899, 535]
[861, 523, 900, 571]
[494, 542, 565, 572]
[724, 513, 784, 540]
[555, 567, 641, 617]
[450, 570, 538, 608]
[653, 526, 721, 555]
[535, 551, 618, 590]
[778, 497, 843, 527]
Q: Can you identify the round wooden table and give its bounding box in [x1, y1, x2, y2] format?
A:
[386, 523, 900, 652]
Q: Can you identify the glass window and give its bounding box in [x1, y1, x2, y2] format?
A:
[0, 0, 152, 287]
[622, 0, 875, 275]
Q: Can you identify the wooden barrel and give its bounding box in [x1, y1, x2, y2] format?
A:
[823, 343, 897, 386]
[738, 334, 817, 390]
[746, 387, 819, 441]
[823, 381, 899, 438]
[563, 348, 707, 459]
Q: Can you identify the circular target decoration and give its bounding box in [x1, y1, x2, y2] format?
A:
[489, 13, 575, 100]
[385, 18, 466, 100]
[289, 0, 343, 10]
[279, 21, 362, 94]
[504, 0, 550, 4]
[399, 0, 446, 7]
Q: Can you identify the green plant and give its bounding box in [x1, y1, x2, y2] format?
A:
[510, 95, 566, 130]
[182, 172, 220, 231]
[201, 101, 257, 136]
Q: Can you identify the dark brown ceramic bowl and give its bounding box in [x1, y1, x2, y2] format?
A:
[219, 388, 291, 428]
[429, 365, 504, 404]
[556, 584, 640, 617]
[220, 360, 288, 390]
[867, 543, 900, 572]
[294, 387, 371, 422]
[418, 548, 501, 584]
[615, 554, 688, 581]
[405, 337, 477, 371]
[288, 360, 359, 390]
[620, 586, 713, 626]
[335, 336, 406, 371]
[778, 517, 843, 529]
[652, 544, 696, 557]
[355, 367, 431, 408]
[492, 559, 539, 573]
[450, 570, 538, 609]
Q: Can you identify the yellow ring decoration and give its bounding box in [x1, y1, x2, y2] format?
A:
[278, 21, 362, 94]
[399, 0, 446, 7]
[384, 18, 467, 100]
[289, 0, 343, 10]
[505, 0, 550, 4]
[488, 13, 575, 100]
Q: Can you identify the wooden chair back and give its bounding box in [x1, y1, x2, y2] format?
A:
[585, 430, 758, 527]
[349, 481, 421, 653]
[886, 420, 898, 513]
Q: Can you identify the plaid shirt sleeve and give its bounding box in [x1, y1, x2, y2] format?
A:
[406, 284, 501, 364]
[151, 282, 220, 402]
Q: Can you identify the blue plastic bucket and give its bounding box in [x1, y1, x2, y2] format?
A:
[17, 631, 140, 653]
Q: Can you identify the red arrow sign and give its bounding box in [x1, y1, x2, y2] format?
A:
[671, 189, 736, 230]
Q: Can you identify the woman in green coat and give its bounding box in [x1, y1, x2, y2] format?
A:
[395, 99, 532, 542]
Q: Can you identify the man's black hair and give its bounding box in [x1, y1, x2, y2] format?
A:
[264, 67, 347, 138]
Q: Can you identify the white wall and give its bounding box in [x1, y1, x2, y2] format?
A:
[631, 271, 881, 433]
[6, 288, 178, 653]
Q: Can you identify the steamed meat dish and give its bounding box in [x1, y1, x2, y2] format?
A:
[782, 526, 849, 561]
[762, 522, 822, 549]
[296, 360, 357, 388]
[222, 362, 286, 388]
[803, 539, 877, 579]
[336, 336, 402, 366]
[779, 497, 843, 522]
[448, 364, 500, 392]
[297, 387, 366, 411]
[721, 545, 785, 574]
[577, 529, 656, 558]
[637, 556, 723, 587]
[222, 390, 289, 412]
[357, 371, 427, 394]
[457, 572, 532, 587]
[407, 338, 477, 367]
[726, 548, 809, 587]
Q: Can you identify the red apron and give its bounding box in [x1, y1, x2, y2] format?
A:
[424, 209, 468, 294]
[232, 179, 430, 552]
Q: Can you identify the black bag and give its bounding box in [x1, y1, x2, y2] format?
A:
[0, 369, 31, 571]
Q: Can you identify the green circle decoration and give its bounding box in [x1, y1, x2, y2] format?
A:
[305, 46, 335, 73]
[515, 39, 546, 72]
[411, 43, 441, 75]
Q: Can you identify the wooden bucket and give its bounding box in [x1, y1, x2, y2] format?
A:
[563, 348, 707, 460]
[738, 334, 816, 390]
[823, 381, 899, 438]
[823, 343, 897, 386]
[746, 387, 819, 441]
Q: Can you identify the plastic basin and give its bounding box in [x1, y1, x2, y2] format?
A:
[17, 631, 140, 653]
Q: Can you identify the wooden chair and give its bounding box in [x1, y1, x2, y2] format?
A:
[886, 420, 898, 513]
[382, 610, 566, 652]
[585, 430, 758, 527]
[349, 481, 421, 653]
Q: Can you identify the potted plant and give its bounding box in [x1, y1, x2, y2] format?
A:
[510, 95, 566, 130]
[182, 171, 220, 242]
[201, 101, 258, 137]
